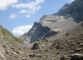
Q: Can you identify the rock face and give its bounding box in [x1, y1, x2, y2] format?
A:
[58, 0, 83, 16]
[21, 22, 58, 45]
[59, 0, 83, 23]
[20, 0, 83, 46]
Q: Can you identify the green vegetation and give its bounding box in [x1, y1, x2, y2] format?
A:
[1, 29, 6, 36]
[0, 25, 22, 44]
[35, 41, 43, 45]
[0, 25, 9, 36]
[14, 37, 23, 43]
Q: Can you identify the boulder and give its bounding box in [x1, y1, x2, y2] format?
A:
[70, 53, 83, 60]
[31, 43, 40, 50]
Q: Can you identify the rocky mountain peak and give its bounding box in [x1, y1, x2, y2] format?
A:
[58, 0, 83, 15]
[20, 0, 83, 46]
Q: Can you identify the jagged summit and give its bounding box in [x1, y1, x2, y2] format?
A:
[58, 0, 83, 15]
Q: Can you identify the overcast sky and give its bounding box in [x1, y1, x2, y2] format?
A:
[0, 0, 74, 36]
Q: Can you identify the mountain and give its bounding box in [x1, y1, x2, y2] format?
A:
[1, 0, 83, 60]
[19, 0, 83, 59]
[20, 0, 83, 46]
[19, 0, 83, 60]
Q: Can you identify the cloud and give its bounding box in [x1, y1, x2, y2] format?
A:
[12, 25, 33, 36]
[26, 15, 31, 18]
[19, 10, 28, 13]
[70, 0, 75, 2]
[0, 0, 18, 10]
[12, 0, 44, 18]
[9, 13, 17, 19]
[13, 0, 44, 9]
[7, 0, 44, 19]
[28, 6, 41, 14]
[67, 0, 75, 3]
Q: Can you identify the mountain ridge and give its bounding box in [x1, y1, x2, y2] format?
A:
[20, 0, 83, 46]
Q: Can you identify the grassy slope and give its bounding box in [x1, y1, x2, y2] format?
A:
[0, 25, 22, 43]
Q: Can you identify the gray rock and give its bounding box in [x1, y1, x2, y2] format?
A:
[31, 43, 40, 50]
[70, 53, 83, 60]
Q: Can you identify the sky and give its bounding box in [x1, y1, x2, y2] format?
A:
[0, 0, 74, 36]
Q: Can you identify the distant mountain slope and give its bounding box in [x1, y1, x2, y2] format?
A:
[20, 0, 83, 46]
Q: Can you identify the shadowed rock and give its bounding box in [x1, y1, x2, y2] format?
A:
[31, 43, 40, 50]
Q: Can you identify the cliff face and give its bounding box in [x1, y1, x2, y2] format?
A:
[58, 0, 83, 15]
[20, 0, 83, 45]
[21, 22, 58, 46]
[58, 0, 83, 22]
